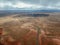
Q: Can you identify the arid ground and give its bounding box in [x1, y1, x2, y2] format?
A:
[0, 13, 60, 45]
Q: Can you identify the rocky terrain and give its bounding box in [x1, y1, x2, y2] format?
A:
[0, 13, 60, 45]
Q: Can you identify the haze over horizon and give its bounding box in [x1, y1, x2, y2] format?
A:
[0, 0, 60, 10]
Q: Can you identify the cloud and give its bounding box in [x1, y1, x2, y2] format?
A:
[0, 0, 40, 4]
[0, 0, 60, 10]
[0, 1, 43, 10]
[12, 2, 33, 8]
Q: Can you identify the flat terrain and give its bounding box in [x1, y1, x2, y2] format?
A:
[0, 13, 60, 45]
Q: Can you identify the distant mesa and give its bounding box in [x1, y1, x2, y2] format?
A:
[28, 14, 49, 17]
[0, 10, 50, 17]
[13, 14, 49, 18]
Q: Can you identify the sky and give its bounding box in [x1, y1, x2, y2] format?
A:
[0, 0, 60, 10]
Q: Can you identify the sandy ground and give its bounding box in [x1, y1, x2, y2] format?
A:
[0, 14, 60, 45]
